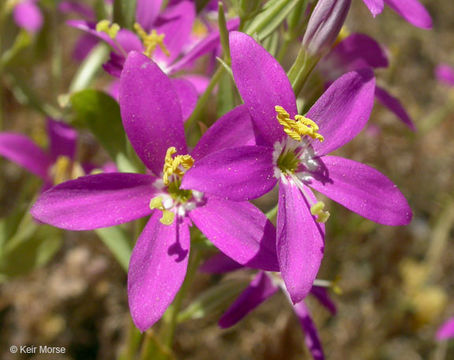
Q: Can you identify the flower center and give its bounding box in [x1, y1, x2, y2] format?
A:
[275, 105, 324, 142]
[49, 156, 84, 185]
[150, 147, 200, 225]
[134, 23, 170, 59]
[274, 106, 329, 223]
[276, 148, 300, 174]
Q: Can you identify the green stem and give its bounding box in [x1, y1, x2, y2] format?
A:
[162, 248, 203, 350]
[276, 33, 292, 62]
[184, 66, 224, 143]
[51, 3, 62, 98]
[266, 204, 279, 221]
[69, 44, 109, 93]
[288, 48, 320, 97]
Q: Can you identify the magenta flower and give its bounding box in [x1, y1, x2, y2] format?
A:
[322, 33, 415, 129]
[362, 0, 432, 29]
[435, 64, 454, 87]
[436, 317, 454, 341]
[202, 254, 336, 360]
[12, 0, 43, 34]
[182, 32, 412, 304]
[31, 51, 278, 331]
[67, 0, 238, 79]
[0, 118, 78, 189]
[58, 0, 99, 61]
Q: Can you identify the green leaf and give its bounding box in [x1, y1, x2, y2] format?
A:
[246, 0, 300, 40]
[0, 220, 62, 279]
[69, 43, 109, 93]
[113, 0, 137, 29]
[69, 89, 136, 172]
[95, 226, 132, 271]
[178, 278, 250, 322]
[216, 70, 235, 118]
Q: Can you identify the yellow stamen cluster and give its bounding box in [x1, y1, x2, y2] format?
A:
[149, 197, 175, 225]
[96, 20, 120, 39]
[51, 156, 84, 185]
[162, 147, 194, 186]
[310, 201, 330, 223]
[275, 106, 324, 142]
[134, 23, 170, 58]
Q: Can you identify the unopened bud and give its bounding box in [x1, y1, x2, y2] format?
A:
[302, 0, 351, 56]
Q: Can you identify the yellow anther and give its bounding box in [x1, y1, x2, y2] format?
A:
[310, 201, 330, 223]
[51, 156, 84, 185]
[96, 20, 120, 39]
[275, 106, 324, 142]
[149, 196, 176, 225]
[162, 147, 194, 186]
[134, 23, 170, 58]
[334, 26, 350, 46]
[192, 19, 208, 37]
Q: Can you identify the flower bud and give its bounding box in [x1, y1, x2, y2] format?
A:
[302, 0, 351, 56]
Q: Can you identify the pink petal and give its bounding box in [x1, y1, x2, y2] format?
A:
[219, 272, 278, 328]
[307, 68, 376, 156]
[375, 86, 415, 130]
[0, 133, 51, 180]
[13, 1, 43, 33]
[31, 173, 156, 230]
[384, 0, 432, 29]
[362, 0, 384, 17]
[119, 52, 187, 175]
[191, 105, 256, 161]
[181, 146, 276, 201]
[136, 0, 163, 30]
[310, 156, 412, 225]
[47, 118, 78, 161]
[293, 302, 325, 360]
[326, 33, 389, 71]
[200, 253, 243, 274]
[278, 182, 325, 304]
[72, 33, 99, 62]
[435, 64, 454, 87]
[190, 197, 279, 271]
[171, 78, 197, 121]
[153, 1, 195, 64]
[181, 75, 210, 94]
[58, 1, 95, 19]
[310, 286, 337, 315]
[230, 31, 297, 146]
[436, 317, 454, 341]
[128, 213, 190, 331]
[167, 18, 240, 75]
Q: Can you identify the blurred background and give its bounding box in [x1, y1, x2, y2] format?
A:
[0, 1, 453, 359]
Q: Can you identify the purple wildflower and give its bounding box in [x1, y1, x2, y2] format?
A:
[202, 254, 336, 360]
[182, 32, 412, 304]
[0, 118, 78, 189]
[322, 33, 415, 129]
[362, 0, 432, 29]
[302, 0, 351, 56]
[12, 0, 43, 34]
[436, 316, 454, 341]
[31, 52, 279, 331]
[435, 64, 454, 87]
[58, 0, 99, 61]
